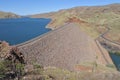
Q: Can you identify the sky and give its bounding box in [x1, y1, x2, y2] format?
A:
[0, 0, 120, 15]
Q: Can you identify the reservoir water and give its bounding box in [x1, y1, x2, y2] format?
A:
[110, 54, 120, 71]
[0, 18, 51, 45]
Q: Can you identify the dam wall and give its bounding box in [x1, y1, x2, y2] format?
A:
[17, 23, 113, 71]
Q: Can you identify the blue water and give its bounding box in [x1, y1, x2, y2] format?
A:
[110, 54, 120, 71]
[0, 18, 51, 45]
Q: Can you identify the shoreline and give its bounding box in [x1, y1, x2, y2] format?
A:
[16, 23, 68, 47]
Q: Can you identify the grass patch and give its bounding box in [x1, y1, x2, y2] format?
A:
[106, 64, 116, 69]
[109, 51, 120, 56]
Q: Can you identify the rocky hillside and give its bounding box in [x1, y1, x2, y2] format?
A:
[0, 11, 20, 18]
[0, 41, 25, 79]
[30, 3, 120, 44]
[0, 41, 25, 64]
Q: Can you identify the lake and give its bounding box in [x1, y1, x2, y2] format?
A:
[0, 18, 51, 45]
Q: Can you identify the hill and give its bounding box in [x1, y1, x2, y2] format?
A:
[0, 11, 20, 18]
[30, 3, 120, 44]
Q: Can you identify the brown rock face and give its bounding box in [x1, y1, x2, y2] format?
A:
[0, 41, 11, 59]
[67, 17, 87, 24]
[0, 41, 25, 64]
[18, 23, 113, 71]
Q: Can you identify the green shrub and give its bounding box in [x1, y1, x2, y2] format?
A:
[33, 64, 43, 69]
[33, 64, 44, 74]
[106, 64, 115, 68]
[0, 61, 6, 77]
[109, 51, 120, 56]
[0, 60, 11, 78]
[115, 52, 120, 56]
[16, 63, 25, 74]
[16, 63, 24, 70]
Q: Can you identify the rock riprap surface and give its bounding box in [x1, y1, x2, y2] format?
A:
[18, 23, 113, 71]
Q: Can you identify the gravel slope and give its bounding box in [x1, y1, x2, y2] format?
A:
[18, 23, 113, 71]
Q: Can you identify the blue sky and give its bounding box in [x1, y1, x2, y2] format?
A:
[0, 0, 119, 15]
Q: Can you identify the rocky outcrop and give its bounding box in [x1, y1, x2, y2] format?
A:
[0, 41, 25, 80]
[17, 23, 114, 71]
[0, 41, 11, 60]
[0, 41, 25, 64]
